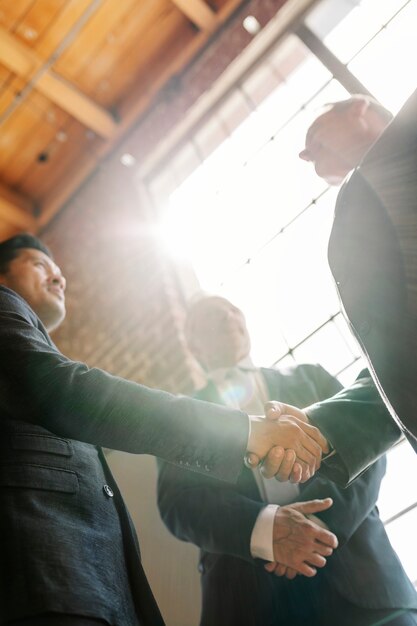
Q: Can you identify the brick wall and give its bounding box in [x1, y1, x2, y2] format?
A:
[43, 160, 202, 394]
[42, 0, 291, 395]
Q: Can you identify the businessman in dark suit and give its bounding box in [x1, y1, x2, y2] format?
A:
[157, 295, 417, 626]
[0, 235, 333, 626]
[267, 90, 417, 487]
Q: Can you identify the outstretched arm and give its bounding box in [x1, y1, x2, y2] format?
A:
[0, 287, 327, 485]
[251, 374, 401, 487]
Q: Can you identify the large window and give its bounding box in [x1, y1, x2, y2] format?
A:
[146, 0, 417, 583]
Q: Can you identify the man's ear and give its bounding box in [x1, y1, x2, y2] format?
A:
[348, 98, 369, 120]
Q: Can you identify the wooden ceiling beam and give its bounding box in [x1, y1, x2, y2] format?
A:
[0, 27, 35, 76]
[120, 0, 244, 125]
[35, 0, 102, 60]
[170, 0, 217, 31]
[37, 73, 117, 139]
[0, 183, 37, 231]
[0, 25, 117, 139]
[38, 0, 245, 229]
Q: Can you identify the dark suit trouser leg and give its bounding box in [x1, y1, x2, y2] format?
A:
[200, 558, 290, 626]
[320, 590, 417, 626]
[276, 576, 417, 626]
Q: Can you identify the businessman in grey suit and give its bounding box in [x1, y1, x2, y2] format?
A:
[268, 91, 417, 487]
[158, 295, 417, 626]
[0, 234, 332, 626]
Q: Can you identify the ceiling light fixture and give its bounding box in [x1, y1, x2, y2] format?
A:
[242, 15, 261, 35]
[120, 153, 136, 167]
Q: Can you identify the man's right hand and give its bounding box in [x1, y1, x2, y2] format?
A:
[247, 411, 328, 481]
[266, 498, 337, 577]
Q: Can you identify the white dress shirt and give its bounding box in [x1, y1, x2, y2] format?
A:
[208, 358, 299, 561]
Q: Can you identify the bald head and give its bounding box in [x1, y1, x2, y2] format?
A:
[300, 95, 392, 185]
[185, 296, 251, 371]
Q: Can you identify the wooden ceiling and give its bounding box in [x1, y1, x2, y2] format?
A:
[0, 0, 247, 239]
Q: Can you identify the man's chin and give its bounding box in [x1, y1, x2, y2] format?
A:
[324, 173, 347, 186]
[45, 305, 66, 333]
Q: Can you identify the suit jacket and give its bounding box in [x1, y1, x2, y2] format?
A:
[157, 364, 417, 626]
[0, 286, 250, 625]
[308, 88, 417, 485]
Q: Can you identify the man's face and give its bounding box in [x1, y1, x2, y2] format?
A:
[188, 297, 251, 371]
[0, 248, 66, 332]
[299, 107, 368, 185]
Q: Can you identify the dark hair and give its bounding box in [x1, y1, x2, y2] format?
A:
[0, 234, 52, 274]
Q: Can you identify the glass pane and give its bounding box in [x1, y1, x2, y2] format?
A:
[377, 440, 417, 522]
[255, 115, 327, 219]
[348, 0, 417, 113]
[384, 506, 417, 583]
[241, 58, 286, 108]
[255, 36, 332, 137]
[215, 185, 341, 352]
[306, 0, 360, 44]
[201, 136, 241, 191]
[292, 320, 357, 376]
[307, 0, 410, 63]
[335, 358, 364, 386]
[268, 189, 340, 346]
[243, 35, 331, 127]
[218, 260, 290, 367]
[227, 110, 274, 167]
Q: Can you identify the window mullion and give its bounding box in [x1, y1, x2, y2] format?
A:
[294, 23, 373, 96]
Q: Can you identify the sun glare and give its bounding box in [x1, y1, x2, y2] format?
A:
[149, 0, 417, 584]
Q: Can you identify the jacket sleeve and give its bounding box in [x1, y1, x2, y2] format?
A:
[157, 459, 264, 563]
[296, 456, 386, 545]
[290, 365, 389, 541]
[0, 287, 249, 484]
[307, 373, 401, 487]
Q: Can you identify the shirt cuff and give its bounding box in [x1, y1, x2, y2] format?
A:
[250, 504, 279, 561]
[322, 448, 337, 462]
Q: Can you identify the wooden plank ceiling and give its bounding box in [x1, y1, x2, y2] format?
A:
[0, 0, 246, 239]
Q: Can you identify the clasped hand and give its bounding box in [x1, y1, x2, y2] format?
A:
[247, 401, 328, 482]
[265, 498, 337, 578]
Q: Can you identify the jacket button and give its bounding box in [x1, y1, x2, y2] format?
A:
[103, 484, 114, 498]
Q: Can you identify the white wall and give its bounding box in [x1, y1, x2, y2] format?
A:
[108, 451, 201, 626]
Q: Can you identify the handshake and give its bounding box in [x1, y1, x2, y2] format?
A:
[247, 401, 329, 483]
[248, 402, 338, 579]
